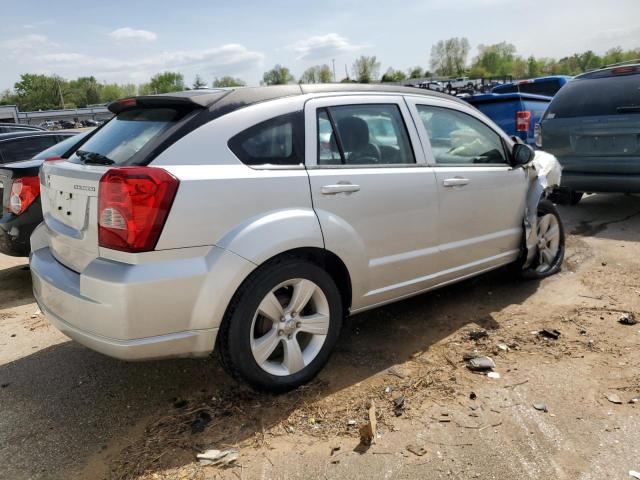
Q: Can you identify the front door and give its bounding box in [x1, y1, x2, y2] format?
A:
[304, 95, 441, 311]
[407, 98, 528, 280]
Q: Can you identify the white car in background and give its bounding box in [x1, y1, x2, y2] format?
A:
[30, 85, 565, 391]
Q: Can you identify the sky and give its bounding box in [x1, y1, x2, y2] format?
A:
[1, 0, 639, 90]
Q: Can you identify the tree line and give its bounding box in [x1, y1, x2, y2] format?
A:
[1, 39, 637, 111]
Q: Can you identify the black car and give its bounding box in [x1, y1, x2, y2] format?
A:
[0, 131, 90, 256]
[0, 131, 76, 164]
[539, 64, 640, 204]
[0, 123, 46, 134]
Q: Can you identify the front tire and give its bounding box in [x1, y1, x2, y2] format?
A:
[219, 257, 343, 392]
[520, 199, 565, 279]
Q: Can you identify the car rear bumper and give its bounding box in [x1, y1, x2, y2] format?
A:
[30, 243, 254, 360]
[561, 172, 640, 193]
[0, 199, 42, 257]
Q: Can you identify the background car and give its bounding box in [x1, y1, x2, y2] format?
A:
[538, 63, 640, 204]
[0, 122, 46, 134]
[30, 86, 563, 393]
[0, 131, 76, 164]
[0, 130, 90, 256]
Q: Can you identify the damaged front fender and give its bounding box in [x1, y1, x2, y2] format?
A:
[522, 151, 562, 269]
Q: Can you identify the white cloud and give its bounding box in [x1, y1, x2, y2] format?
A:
[291, 33, 366, 60]
[35, 44, 265, 79]
[108, 27, 158, 42]
[0, 34, 58, 52]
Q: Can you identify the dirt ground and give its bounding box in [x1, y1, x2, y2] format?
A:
[1, 193, 639, 480]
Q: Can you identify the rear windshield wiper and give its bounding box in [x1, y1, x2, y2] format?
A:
[76, 149, 115, 165]
[617, 105, 640, 114]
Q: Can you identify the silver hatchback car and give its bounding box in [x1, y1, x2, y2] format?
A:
[30, 85, 565, 391]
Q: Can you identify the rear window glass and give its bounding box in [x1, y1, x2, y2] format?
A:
[494, 80, 562, 97]
[545, 74, 640, 118]
[69, 108, 184, 165]
[33, 132, 88, 159]
[0, 136, 58, 163]
[228, 112, 304, 166]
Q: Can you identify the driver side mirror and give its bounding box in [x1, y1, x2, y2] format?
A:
[512, 143, 535, 167]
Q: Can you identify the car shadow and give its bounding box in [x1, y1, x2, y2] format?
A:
[0, 267, 539, 480]
[558, 193, 640, 242]
[0, 262, 36, 310]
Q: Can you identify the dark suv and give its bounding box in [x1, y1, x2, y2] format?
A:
[538, 64, 640, 204]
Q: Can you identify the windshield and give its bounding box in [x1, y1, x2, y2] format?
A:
[68, 107, 185, 165]
[545, 74, 640, 118]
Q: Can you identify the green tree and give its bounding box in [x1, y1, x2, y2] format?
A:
[139, 71, 185, 95]
[192, 75, 207, 89]
[13, 73, 64, 110]
[430, 38, 470, 76]
[407, 66, 424, 79]
[100, 83, 137, 103]
[212, 76, 246, 87]
[262, 64, 294, 85]
[352, 56, 380, 83]
[381, 68, 407, 83]
[472, 42, 517, 76]
[67, 76, 100, 107]
[299, 64, 333, 83]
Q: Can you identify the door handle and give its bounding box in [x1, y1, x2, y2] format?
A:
[321, 184, 361, 195]
[442, 177, 470, 187]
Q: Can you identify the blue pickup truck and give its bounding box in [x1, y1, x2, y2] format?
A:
[491, 75, 571, 96]
[464, 92, 552, 146]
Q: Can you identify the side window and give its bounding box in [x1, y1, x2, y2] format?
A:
[0, 136, 57, 162]
[228, 111, 303, 166]
[417, 105, 508, 165]
[317, 104, 415, 166]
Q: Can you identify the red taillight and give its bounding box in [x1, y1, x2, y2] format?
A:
[44, 155, 63, 162]
[516, 110, 532, 132]
[9, 177, 40, 215]
[612, 66, 637, 75]
[98, 167, 179, 252]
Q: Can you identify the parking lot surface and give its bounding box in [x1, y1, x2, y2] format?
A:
[1, 193, 639, 480]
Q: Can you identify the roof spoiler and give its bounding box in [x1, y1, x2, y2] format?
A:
[107, 90, 230, 114]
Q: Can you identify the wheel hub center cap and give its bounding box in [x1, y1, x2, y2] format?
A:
[282, 314, 297, 335]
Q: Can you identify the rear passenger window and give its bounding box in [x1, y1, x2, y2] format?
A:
[228, 112, 304, 166]
[317, 104, 415, 165]
[417, 105, 508, 165]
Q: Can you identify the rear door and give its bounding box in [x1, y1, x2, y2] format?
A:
[406, 96, 527, 279]
[304, 95, 441, 309]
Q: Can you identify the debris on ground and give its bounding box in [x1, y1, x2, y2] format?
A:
[629, 396, 640, 404]
[466, 355, 496, 371]
[190, 410, 212, 434]
[629, 470, 640, 479]
[539, 329, 561, 340]
[393, 395, 405, 416]
[497, 343, 510, 351]
[196, 448, 239, 466]
[406, 444, 427, 456]
[605, 392, 623, 405]
[618, 312, 637, 326]
[487, 372, 501, 380]
[468, 330, 489, 341]
[383, 386, 393, 394]
[533, 403, 548, 412]
[359, 401, 377, 446]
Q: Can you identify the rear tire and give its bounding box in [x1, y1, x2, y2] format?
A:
[520, 199, 565, 280]
[219, 256, 343, 393]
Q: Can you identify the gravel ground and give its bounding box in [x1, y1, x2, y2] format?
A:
[1, 193, 639, 480]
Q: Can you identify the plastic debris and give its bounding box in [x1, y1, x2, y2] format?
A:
[406, 444, 427, 456]
[497, 343, 510, 351]
[629, 470, 640, 479]
[629, 396, 640, 404]
[359, 401, 377, 446]
[466, 356, 496, 371]
[487, 372, 501, 379]
[468, 330, 488, 341]
[533, 403, 548, 412]
[539, 329, 561, 340]
[347, 419, 357, 426]
[605, 392, 623, 405]
[393, 395, 406, 416]
[619, 313, 637, 326]
[197, 448, 239, 466]
[384, 386, 393, 394]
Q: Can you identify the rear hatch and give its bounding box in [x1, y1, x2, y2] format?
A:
[39, 99, 206, 272]
[541, 69, 640, 173]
